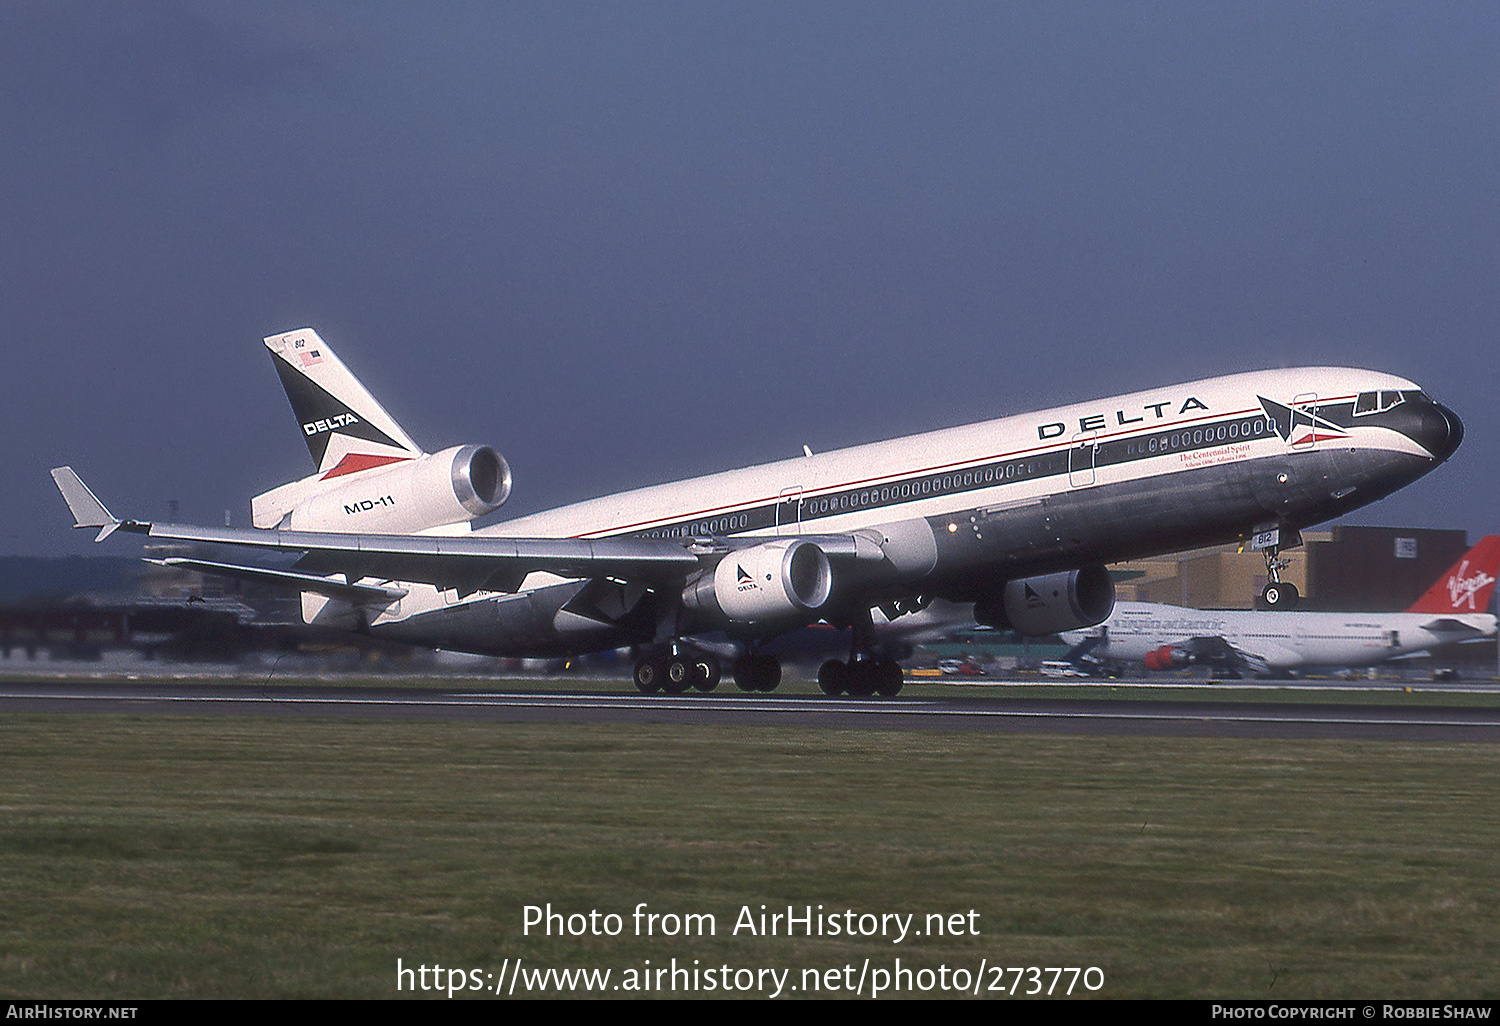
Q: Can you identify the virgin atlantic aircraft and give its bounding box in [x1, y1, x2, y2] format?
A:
[1063, 536, 1499, 677]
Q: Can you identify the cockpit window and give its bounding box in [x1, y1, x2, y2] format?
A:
[1354, 390, 1406, 417]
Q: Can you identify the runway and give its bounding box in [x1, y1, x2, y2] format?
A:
[3, 678, 1499, 741]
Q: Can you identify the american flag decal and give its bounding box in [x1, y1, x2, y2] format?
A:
[299, 350, 324, 368]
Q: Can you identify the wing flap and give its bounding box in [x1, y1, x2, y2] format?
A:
[148, 557, 408, 605]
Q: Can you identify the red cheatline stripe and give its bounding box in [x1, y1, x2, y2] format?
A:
[579, 403, 1279, 537]
[321, 453, 412, 479]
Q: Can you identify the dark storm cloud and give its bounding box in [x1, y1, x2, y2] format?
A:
[4, 3, 1498, 555]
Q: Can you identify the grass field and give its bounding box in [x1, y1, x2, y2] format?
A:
[1, 712, 1497, 999]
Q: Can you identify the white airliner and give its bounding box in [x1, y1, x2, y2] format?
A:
[1061, 536, 1500, 676]
[53, 328, 1463, 697]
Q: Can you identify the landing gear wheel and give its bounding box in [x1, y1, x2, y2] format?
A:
[732, 656, 757, 692]
[752, 654, 782, 692]
[845, 660, 877, 697]
[633, 657, 664, 693]
[818, 659, 848, 696]
[1261, 581, 1300, 609]
[691, 655, 721, 693]
[874, 659, 904, 697]
[733, 653, 782, 692]
[662, 657, 694, 694]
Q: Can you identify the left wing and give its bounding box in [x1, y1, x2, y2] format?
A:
[53, 467, 882, 597]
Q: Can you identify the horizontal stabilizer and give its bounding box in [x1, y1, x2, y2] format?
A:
[147, 557, 409, 605]
[1417, 617, 1490, 635]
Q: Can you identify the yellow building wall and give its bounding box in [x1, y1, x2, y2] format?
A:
[1111, 531, 1329, 609]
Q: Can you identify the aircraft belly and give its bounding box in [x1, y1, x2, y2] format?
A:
[921, 448, 1440, 597]
[924, 458, 1271, 588]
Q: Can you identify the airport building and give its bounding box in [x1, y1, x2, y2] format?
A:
[1111, 526, 1473, 612]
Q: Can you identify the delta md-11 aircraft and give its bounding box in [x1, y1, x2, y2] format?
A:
[54, 329, 1463, 697]
[1061, 536, 1500, 677]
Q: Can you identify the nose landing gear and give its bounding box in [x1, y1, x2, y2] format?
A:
[1259, 545, 1300, 609]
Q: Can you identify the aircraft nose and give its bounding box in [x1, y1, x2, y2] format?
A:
[1419, 401, 1464, 462]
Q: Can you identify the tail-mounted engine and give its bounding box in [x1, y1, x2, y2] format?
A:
[683, 539, 833, 625]
[973, 564, 1115, 637]
[286, 444, 512, 533]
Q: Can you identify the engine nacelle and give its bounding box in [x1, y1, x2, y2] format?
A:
[1143, 645, 1190, 671]
[287, 444, 512, 533]
[683, 540, 833, 625]
[973, 564, 1115, 637]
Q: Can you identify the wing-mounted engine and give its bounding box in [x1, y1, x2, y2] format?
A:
[973, 564, 1115, 637]
[1143, 636, 1253, 674]
[1143, 644, 1191, 670]
[682, 539, 832, 626]
[276, 444, 512, 534]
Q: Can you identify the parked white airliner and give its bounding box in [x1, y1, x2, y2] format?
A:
[1061, 536, 1500, 676]
[53, 328, 1463, 697]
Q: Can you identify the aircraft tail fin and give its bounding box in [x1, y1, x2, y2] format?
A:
[1406, 535, 1500, 614]
[263, 328, 423, 478]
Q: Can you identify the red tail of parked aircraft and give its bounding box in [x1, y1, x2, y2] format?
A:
[1407, 536, 1500, 614]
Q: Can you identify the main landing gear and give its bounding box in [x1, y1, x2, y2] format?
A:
[731, 652, 782, 693]
[1259, 544, 1300, 610]
[633, 644, 784, 695]
[633, 647, 722, 694]
[817, 657, 903, 697]
[816, 610, 904, 697]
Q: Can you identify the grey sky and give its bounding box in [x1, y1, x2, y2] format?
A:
[3, 2, 1497, 556]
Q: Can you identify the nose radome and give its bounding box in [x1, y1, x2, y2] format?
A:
[1425, 402, 1464, 462]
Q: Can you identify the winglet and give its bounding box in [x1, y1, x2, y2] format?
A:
[50, 467, 122, 541]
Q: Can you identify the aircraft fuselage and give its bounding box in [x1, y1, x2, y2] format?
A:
[369, 366, 1461, 656]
